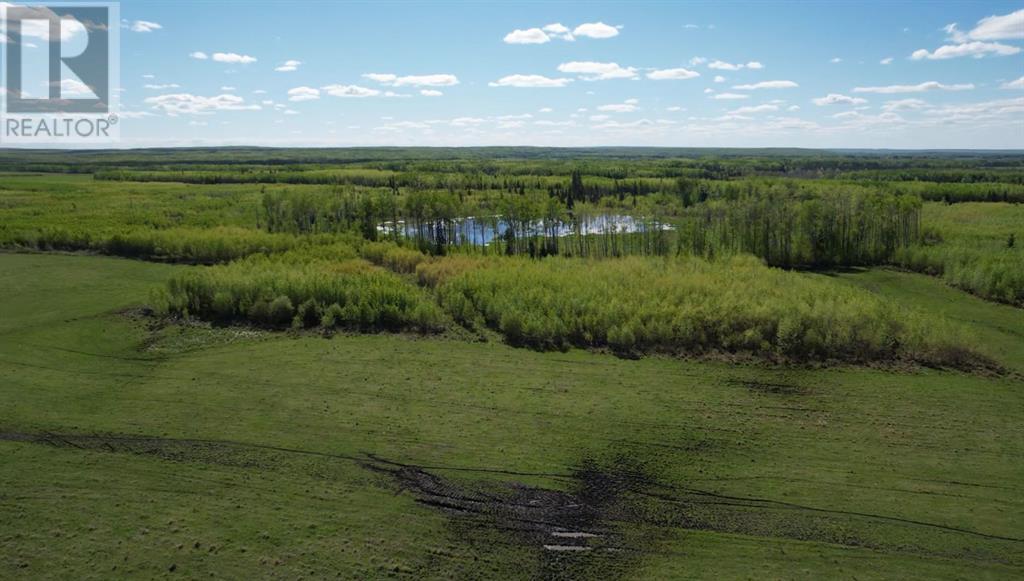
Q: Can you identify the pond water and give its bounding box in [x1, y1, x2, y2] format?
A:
[379, 214, 672, 246]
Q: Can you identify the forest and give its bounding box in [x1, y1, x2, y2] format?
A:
[1, 148, 1021, 364]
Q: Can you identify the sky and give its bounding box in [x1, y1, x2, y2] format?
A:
[6, 1, 1024, 148]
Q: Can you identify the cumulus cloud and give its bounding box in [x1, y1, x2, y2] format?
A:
[708, 60, 763, 71]
[144, 83, 180, 90]
[503, 21, 617, 44]
[144, 93, 261, 115]
[597, 98, 640, 113]
[275, 60, 302, 72]
[812, 93, 868, 106]
[853, 81, 974, 94]
[212, 52, 257, 64]
[543, 23, 574, 41]
[882, 98, 928, 112]
[362, 73, 459, 87]
[129, 20, 162, 33]
[968, 9, 1024, 40]
[880, 57, 894, 65]
[557, 61, 637, 80]
[712, 92, 749, 100]
[912, 10, 1023, 60]
[728, 104, 779, 114]
[713, 75, 726, 83]
[189, 51, 209, 60]
[732, 80, 798, 90]
[287, 86, 320, 102]
[646, 67, 700, 80]
[1003, 76, 1024, 90]
[420, 89, 443, 97]
[504, 28, 550, 44]
[573, 22, 621, 39]
[488, 75, 573, 88]
[911, 41, 1019, 60]
[322, 84, 381, 98]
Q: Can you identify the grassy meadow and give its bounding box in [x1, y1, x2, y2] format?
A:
[0, 148, 1022, 579]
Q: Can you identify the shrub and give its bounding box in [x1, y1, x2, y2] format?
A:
[432, 254, 987, 368]
[163, 247, 446, 333]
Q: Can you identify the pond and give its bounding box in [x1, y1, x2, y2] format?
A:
[379, 214, 673, 246]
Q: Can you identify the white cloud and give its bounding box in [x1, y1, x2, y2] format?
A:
[420, 89, 443, 97]
[284, 109, 299, 115]
[968, 9, 1024, 40]
[812, 93, 868, 106]
[589, 114, 611, 121]
[853, 81, 974, 94]
[573, 22, 621, 39]
[690, 56, 708, 66]
[538, 107, 554, 113]
[912, 10, 1023, 61]
[666, 106, 683, 111]
[144, 93, 261, 115]
[882, 98, 928, 112]
[450, 117, 486, 126]
[220, 86, 236, 92]
[4, 5, 84, 41]
[708, 60, 763, 71]
[488, 75, 572, 88]
[733, 80, 798, 90]
[597, 99, 640, 113]
[911, 41, 1019, 60]
[712, 93, 749, 100]
[212, 52, 257, 64]
[144, 83, 180, 90]
[921, 97, 1024, 123]
[558, 61, 637, 80]
[504, 28, 550, 44]
[189, 51, 209, 60]
[275, 59, 302, 72]
[880, 57, 894, 65]
[788, 105, 801, 111]
[288, 86, 320, 101]
[129, 20, 162, 33]
[362, 73, 459, 87]
[543, 23, 574, 41]
[729, 104, 779, 114]
[713, 75, 726, 83]
[322, 84, 381, 98]
[646, 67, 700, 80]
[1003, 76, 1024, 90]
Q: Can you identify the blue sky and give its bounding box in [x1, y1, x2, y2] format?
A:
[22, 1, 1024, 147]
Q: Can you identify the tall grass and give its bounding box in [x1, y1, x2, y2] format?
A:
[2, 226, 356, 264]
[155, 244, 445, 333]
[894, 203, 1023, 305]
[433, 254, 986, 368]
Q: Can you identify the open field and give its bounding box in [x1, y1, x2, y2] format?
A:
[1, 148, 1023, 579]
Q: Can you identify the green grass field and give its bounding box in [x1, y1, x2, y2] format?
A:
[2, 252, 1022, 579]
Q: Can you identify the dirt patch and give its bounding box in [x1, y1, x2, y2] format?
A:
[2, 430, 1021, 576]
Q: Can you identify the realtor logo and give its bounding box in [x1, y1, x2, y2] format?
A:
[1, 2, 119, 143]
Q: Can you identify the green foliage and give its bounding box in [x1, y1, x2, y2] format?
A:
[434, 254, 986, 368]
[160, 245, 445, 333]
[681, 190, 922, 267]
[894, 203, 1024, 305]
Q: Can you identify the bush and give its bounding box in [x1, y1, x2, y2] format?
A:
[432, 254, 986, 368]
[162, 247, 446, 333]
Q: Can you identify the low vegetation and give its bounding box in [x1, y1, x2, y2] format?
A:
[156, 244, 446, 332]
[432, 254, 986, 368]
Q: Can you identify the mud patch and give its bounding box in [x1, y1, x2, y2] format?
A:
[2, 430, 1021, 575]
